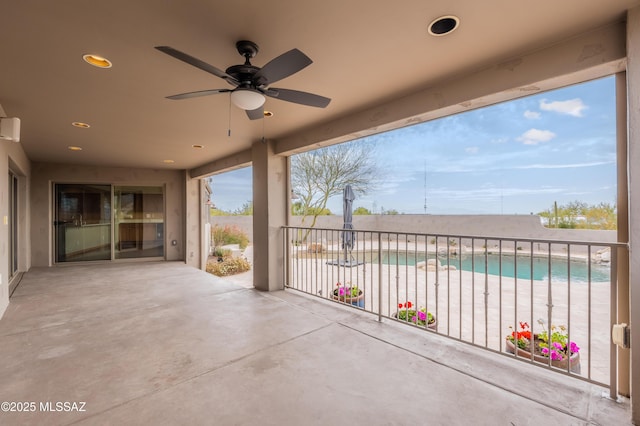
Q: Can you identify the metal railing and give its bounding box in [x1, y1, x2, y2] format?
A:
[283, 225, 627, 395]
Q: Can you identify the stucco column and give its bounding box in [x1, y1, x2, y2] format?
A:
[252, 139, 287, 291]
[616, 72, 631, 397]
[627, 7, 640, 422]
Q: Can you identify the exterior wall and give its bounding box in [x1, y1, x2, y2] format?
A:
[30, 163, 185, 267]
[184, 173, 206, 269]
[210, 214, 615, 243]
[0, 141, 31, 320]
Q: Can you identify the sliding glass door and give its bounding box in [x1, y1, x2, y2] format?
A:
[8, 171, 18, 281]
[54, 184, 112, 262]
[54, 184, 165, 262]
[114, 186, 164, 259]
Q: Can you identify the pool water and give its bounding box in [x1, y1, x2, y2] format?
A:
[379, 252, 610, 283]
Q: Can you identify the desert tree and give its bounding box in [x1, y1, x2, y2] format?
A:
[290, 140, 379, 237]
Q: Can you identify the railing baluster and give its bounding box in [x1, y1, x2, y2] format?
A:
[587, 244, 596, 379]
[484, 238, 489, 348]
[567, 243, 572, 374]
[610, 244, 619, 400]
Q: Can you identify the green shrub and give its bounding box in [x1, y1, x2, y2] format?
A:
[206, 257, 251, 277]
[211, 225, 249, 249]
[213, 247, 232, 258]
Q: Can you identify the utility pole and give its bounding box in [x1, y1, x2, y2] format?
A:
[424, 160, 427, 214]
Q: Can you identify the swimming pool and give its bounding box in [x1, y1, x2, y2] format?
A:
[378, 252, 611, 282]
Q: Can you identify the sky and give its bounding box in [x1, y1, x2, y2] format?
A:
[209, 76, 617, 215]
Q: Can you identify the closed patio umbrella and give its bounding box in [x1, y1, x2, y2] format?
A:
[341, 184, 356, 260]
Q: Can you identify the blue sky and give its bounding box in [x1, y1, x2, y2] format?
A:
[209, 76, 617, 215]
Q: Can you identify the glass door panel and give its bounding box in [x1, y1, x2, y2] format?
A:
[114, 186, 164, 259]
[9, 172, 18, 279]
[54, 184, 112, 262]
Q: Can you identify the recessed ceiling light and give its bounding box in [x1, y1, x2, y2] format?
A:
[263, 111, 274, 117]
[428, 15, 460, 36]
[163, 159, 175, 164]
[82, 54, 112, 68]
[72, 122, 90, 128]
[68, 146, 83, 151]
[192, 144, 204, 149]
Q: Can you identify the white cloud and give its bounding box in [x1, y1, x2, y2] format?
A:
[524, 110, 540, 119]
[512, 160, 615, 170]
[426, 186, 565, 201]
[539, 98, 587, 117]
[490, 137, 508, 144]
[465, 146, 479, 154]
[517, 128, 556, 145]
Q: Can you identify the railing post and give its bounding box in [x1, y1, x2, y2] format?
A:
[378, 232, 382, 322]
[283, 227, 288, 289]
[610, 245, 618, 400]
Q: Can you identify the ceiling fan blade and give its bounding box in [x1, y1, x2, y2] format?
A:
[166, 89, 231, 100]
[155, 46, 239, 85]
[253, 49, 312, 85]
[266, 88, 331, 108]
[246, 107, 264, 120]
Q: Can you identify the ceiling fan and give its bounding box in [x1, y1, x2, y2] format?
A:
[155, 40, 331, 120]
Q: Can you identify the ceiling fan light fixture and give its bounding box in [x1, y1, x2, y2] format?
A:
[230, 88, 265, 110]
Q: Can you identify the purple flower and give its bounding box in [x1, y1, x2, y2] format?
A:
[417, 311, 427, 321]
[570, 342, 580, 353]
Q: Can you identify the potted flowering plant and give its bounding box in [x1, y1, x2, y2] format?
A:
[332, 282, 364, 308]
[393, 301, 437, 330]
[505, 320, 580, 373]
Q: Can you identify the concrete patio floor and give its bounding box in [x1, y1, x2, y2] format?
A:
[0, 262, 631, 425]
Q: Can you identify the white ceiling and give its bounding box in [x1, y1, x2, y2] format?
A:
[0, 1, 638, 172]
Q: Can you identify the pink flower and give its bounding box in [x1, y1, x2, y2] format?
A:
[411, 316, 417, 323]
[550, 350, 562, 361]
[570, 342, 580, 353]
[338, 288, 346, 296]
[541, 347, 549, 355]
[552, 342, 563, 351]
[417, 311, 427, 321]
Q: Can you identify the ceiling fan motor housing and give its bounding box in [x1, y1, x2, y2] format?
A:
[235, 40, 259, 58]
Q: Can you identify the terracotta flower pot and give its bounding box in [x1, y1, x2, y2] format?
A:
[332, 289, 364, 308]
[392, 311, 437, 330]
[505, 334, 580, 373]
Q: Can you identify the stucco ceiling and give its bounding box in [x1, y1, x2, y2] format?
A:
[0, 1, 638, 173]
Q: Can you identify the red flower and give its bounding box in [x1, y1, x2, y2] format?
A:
[398, 303, 403, 308]
[406, 301, 412, 308]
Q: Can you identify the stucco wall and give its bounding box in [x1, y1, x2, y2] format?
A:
[30, 163, 185, 267]
[209, 214, 616, 244]
[0, 141, 31, 319]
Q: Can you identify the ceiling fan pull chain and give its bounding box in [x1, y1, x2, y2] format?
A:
[228, 95, 232, 137]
